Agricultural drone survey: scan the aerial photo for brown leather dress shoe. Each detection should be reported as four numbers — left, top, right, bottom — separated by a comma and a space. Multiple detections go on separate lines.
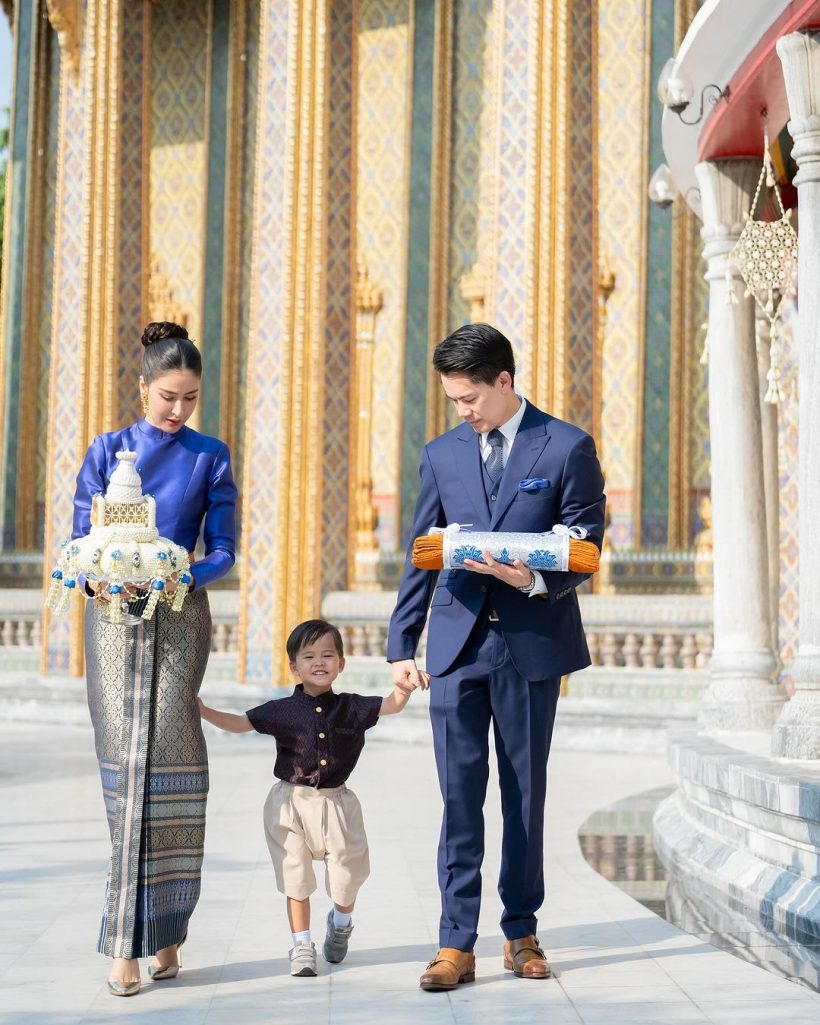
419, 948, 476, 991
503, 935, 551, 978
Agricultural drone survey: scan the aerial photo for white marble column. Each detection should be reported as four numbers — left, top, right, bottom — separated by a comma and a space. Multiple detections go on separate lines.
695, 159, 782, 731
772, 32, 820, 758
754, 304, 780, 654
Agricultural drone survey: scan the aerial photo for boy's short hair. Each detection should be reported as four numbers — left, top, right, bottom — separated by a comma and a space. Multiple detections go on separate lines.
286, 619, 344, 662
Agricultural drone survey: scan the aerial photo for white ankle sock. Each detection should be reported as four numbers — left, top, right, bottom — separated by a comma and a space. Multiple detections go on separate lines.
332, 909, 352, 929
292, 930, 311, 946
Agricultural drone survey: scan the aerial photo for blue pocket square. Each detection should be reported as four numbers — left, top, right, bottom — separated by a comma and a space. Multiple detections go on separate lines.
518, 477, 551, 493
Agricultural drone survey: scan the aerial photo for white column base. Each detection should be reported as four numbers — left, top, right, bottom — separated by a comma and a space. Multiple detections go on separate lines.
771, 653, 820, 759
699, 650, 783, 731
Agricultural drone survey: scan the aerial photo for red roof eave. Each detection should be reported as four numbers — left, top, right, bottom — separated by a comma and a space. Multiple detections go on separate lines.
698, 0, 820, 162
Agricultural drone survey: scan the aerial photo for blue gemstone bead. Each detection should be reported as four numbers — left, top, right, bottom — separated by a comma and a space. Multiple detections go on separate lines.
109, 585, 123, 594
64, 578, 76, 589
51, 569, 63, 580
152, 579, 165, 590
179, 573, 192, 585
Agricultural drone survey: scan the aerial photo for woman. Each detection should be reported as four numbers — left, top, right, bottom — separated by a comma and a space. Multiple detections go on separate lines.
72, 322, 237, 996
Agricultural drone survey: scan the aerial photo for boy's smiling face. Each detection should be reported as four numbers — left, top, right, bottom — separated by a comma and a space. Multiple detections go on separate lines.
290, 631, 345, 696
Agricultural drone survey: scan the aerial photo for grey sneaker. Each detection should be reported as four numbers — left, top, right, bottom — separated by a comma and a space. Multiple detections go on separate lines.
323, 909, 354, 963
289, 942, 318, 977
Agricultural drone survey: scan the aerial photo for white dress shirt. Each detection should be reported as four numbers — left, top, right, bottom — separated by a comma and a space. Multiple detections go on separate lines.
479, 398, 547, 598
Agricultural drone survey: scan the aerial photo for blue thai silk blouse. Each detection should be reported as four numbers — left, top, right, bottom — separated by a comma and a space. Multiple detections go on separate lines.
72, 419, 238, 591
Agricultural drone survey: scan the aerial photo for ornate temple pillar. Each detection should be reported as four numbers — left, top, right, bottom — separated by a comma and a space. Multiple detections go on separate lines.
40, 1, 149, 675
694, 159, 781, 731
239, 0, 354, 682
754, 304, 780, 652
771, 32, 820, 758
0, 0, 52, 550
350, 263, 383, 591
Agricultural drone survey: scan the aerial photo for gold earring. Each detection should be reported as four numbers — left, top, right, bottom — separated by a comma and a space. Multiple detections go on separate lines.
141, 392, 149, 416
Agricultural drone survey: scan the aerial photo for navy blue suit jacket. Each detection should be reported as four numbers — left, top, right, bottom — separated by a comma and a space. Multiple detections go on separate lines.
387, 401, 606, 680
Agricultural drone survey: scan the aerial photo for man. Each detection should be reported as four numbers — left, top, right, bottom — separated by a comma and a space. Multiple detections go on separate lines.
387, 323, 605, 990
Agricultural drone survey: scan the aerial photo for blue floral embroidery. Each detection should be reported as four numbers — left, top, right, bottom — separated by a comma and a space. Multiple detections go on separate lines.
452, 544, 485, 566
529, 549, 558, 569
498, 547, 512, 564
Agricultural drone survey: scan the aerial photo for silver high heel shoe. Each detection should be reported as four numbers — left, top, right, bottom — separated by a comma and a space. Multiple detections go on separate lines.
148, 930, 187, 981
107, 978, 141, 997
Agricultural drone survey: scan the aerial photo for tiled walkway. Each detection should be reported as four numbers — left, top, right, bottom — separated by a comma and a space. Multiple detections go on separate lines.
1, 705, 818, 1025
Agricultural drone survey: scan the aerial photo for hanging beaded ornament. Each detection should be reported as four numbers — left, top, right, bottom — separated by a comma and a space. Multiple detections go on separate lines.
44, 450, 193, 624
729, 126, 798, 403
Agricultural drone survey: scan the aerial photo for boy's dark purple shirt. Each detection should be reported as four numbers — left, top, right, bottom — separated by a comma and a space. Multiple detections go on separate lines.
246, 684, 382, 789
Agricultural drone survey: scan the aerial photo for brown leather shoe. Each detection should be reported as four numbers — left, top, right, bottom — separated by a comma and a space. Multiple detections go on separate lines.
419, 948, 476, 991
503, 935, 551, 978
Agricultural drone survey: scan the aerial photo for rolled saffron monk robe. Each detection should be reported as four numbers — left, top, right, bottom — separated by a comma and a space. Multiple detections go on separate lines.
412, 523, 600, 573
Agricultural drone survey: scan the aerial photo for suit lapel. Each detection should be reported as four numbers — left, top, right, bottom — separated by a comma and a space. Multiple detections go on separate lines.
490, 402, 551, 528
453, 422, 490, 528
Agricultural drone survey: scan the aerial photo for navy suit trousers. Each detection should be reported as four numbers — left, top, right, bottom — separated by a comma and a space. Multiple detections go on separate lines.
429, 615, 560, 951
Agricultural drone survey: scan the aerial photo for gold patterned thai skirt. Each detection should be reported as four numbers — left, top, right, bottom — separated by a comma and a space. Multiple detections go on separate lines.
85, 589, 211, 958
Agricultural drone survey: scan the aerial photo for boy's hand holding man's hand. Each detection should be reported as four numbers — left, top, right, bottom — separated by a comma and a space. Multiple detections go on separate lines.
391, 658, 431, 692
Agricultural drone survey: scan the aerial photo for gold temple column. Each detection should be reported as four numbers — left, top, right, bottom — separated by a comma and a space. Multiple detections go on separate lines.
350, 262, 382, 590
239, 0, 346, 682
479, 1, 597, 428
41, 0, 149, 675
0, 0, 53, 551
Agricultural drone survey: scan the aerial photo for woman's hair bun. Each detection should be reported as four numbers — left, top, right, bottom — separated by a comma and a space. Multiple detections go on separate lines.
141, 321, 190, 348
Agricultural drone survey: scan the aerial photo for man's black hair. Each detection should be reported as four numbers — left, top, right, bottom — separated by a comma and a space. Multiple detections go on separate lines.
432, 322, 515, 385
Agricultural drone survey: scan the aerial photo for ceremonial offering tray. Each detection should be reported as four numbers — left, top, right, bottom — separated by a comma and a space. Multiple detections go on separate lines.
45, 450, 192, 624
412, 523, 600, 573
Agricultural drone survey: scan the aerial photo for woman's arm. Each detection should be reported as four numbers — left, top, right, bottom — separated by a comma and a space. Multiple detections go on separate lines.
197, 697, 253, 733
189, 443, 238, 591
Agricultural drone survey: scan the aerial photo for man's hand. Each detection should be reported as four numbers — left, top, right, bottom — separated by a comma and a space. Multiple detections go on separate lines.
463, 550, 533, 588
391, 658, 431, 692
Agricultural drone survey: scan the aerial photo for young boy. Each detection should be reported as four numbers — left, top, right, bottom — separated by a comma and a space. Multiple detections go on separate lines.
197, 618, 419, 977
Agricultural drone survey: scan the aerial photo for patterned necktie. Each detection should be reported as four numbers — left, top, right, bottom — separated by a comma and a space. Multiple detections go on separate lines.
485, 429, 505, 484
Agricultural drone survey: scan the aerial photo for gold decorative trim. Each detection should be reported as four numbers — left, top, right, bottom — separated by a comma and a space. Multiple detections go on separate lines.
345, 0, 360, 589
16, 2, 51, 549
672, 0, 700, 549
425, 0, 453, 442
350, 261, 383, 589
241, 0, 333, 681
220, 0, 248, 457
590, 0, 602, 448
41, 56, 88, 676
531, 2, 571, 416
148, 256, 188, 327
141, 0, 151, 333
45, 0, 81, 75
459, 261, 486, 323
633, 0, 653, 548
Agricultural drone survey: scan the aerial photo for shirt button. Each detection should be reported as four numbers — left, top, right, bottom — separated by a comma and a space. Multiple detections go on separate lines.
315, 706, 322, 713
320, 759, 327, 766
480, 585, 486, 593
491, 494, 497, 501
319, 732, 326, 739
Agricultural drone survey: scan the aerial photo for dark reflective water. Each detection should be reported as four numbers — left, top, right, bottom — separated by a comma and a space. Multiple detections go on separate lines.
578, 786, 820, 992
